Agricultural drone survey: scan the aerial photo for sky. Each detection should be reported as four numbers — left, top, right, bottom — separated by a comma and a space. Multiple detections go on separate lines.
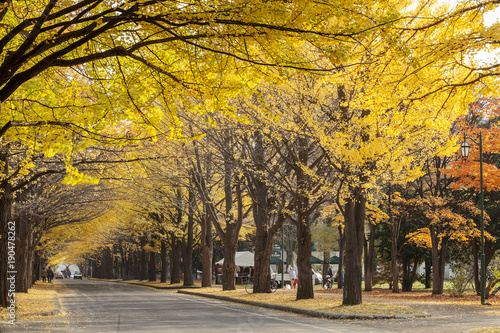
441, 0, 499, 65
442, 0, 499, 25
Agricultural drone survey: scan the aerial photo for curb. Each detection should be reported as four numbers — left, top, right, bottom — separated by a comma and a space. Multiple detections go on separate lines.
43, 289, 63, 316
177, 290, 430, 320
35, 284, 63, 317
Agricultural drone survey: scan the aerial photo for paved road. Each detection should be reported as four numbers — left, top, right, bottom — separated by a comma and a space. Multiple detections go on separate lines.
1, 279, 499, 332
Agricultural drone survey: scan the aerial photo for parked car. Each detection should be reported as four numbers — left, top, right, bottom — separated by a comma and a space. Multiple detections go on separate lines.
273, 267, 322, 286
311, 268, 322, 285
73, 272, 83, 279
55, 272, 64, 279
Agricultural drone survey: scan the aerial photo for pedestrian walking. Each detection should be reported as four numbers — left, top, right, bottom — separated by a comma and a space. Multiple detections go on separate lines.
288, 265, 297, 289
215, 264, 222, 284
46, 266, 54, 283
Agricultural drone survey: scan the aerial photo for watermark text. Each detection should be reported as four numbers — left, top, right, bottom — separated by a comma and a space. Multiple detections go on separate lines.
6, 221, 16, 325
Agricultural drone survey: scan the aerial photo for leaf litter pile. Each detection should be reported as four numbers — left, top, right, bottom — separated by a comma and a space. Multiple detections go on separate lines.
318, 287, 500, 306
0, 281, 62, 321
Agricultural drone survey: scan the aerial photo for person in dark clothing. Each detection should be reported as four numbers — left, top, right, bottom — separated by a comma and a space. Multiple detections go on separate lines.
46, 266, 54, 283
41, 267, 47, 282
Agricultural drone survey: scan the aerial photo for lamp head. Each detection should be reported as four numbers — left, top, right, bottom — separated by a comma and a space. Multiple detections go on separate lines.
461, 139, 470, 158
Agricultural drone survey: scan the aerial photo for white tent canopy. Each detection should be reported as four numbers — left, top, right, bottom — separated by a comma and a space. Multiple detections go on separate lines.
216, 251, 254, 267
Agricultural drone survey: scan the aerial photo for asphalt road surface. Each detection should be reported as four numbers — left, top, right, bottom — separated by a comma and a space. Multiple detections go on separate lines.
1, 279, 500, 332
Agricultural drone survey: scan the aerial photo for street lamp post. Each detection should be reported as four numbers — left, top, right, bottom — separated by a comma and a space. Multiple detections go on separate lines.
460, 132, 485, 305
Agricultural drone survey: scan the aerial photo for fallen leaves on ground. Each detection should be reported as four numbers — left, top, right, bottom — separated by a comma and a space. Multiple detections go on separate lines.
318, 287, 500, 306
189, 287, 422, 316
0, 281, 62, 321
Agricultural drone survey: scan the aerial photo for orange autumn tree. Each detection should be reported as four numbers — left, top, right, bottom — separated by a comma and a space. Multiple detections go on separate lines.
448, 97, 500, 192
406, 196, 487, 295
445, 96, 500, 294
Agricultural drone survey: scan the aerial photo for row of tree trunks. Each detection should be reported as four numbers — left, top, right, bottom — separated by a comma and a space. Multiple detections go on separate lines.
94, 247, 113, 278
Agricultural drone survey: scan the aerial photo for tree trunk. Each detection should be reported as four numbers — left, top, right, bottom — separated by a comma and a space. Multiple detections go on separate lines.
148, 240, 156, 282
253, 235, 273, 293
15, 215, 29, 292
201, 211, 213, 287
140, 237, 148, 280
113, 247, 118, 278
221, 238, 237, 290
107, 247, 114, 278
248, 131, 274, 293
473, 240, 480, 294
296, 212, 314, 300
27, 225, 35, 289
391, 226, 399, 293
220, 142, 238, 291
389, 184, 400, 293
161, 239, 167, 283
401, 256, 414, 292
342, 191, 366, 305
249, 131, 281, 293
32, 251, 40, 285
364, 223, 376, 292
128, 247, 136, 280
424, 257, 432, 289
285, 223, 295, 272
295, 135, 314, 301
323, 251, 330, 277
430, 226, 447, 295
252, 209, 275, 292
219, 180, 242, 291
170, 236, 182, 284
119, 243, 127, 280
182, 189, 194, 287
337, 224, 344, 289
409, 259, 419, 292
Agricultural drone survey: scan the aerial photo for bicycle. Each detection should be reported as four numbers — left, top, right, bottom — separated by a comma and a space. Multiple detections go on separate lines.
322, 275, 333, 290
245, 276, 279, 294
